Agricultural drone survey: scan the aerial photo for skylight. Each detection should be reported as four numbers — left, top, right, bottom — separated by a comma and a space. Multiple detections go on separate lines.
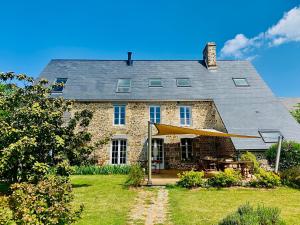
176, 78, 191, 87
259, 130, 282, 143
52, 78, 68, 92
116, 79, 131, 93
233, 78, 249, 87
149, 79, 162, 87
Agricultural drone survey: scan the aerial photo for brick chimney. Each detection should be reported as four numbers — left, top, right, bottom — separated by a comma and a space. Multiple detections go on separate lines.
203, 42, 217, 70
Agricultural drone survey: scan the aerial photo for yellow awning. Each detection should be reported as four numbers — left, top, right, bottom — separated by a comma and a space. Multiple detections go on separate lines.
153, 123, 260, 139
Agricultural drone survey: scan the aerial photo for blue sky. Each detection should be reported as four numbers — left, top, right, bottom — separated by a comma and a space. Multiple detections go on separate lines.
0, 0, 300, 96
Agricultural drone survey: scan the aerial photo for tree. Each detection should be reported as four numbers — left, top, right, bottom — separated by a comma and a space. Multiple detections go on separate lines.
0, 72, 97, 183
291, 103, 300, 124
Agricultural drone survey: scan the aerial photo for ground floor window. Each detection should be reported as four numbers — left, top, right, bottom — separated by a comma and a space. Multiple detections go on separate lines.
152, 139, 163, 161
181, 138, 192, 160
111, 139, 127, 164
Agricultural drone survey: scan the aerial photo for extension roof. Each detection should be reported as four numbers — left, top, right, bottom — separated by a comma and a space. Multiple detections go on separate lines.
39, 59, 300, 150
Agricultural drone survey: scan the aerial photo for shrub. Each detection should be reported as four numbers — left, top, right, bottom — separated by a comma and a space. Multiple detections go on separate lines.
266, 141, 300, 170
250, 168, 281, 188
177, 170, 206, 188
240, 151, 259, 173
125, 164, 145, 187
9, 175, 83, 225
219, 203, 286, 225
0, 196, 12, 224
280, 166, 300, 188
208, 168, 242, 187
72, 165, 131, 175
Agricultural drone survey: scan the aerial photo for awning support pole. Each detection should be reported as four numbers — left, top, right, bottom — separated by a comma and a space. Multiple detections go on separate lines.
147, 121, 152, 186
275, 135, 283, 173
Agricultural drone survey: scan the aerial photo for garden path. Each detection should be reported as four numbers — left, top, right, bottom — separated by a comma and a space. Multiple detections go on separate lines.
128, 187, 172, 225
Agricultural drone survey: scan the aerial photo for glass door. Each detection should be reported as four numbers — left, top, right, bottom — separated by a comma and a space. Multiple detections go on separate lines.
152, 139, 164, 169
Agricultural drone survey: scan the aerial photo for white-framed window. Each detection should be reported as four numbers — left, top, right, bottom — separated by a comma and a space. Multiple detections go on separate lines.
180, 106, 191, 126
114, 105, 126, 125
233, 78, 249, 87
149, 106, 161, 123
149, 79, 162, 87
176, 78, 191, 87
259, 130, 282, 143
116, 79, 131, 92
181, 138, 192, 160
111, 139, 127, 164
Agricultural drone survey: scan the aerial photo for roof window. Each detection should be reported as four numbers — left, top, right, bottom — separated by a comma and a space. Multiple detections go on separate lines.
116, 79, 131, 93
233, 78, 249, 87
176, 78, 191, 87
52, 78, 68, 92
149, 79, 162, 87
259, 130, 282, 143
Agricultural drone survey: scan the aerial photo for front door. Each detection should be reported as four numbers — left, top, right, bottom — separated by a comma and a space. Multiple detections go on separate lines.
152, 139, 164, 169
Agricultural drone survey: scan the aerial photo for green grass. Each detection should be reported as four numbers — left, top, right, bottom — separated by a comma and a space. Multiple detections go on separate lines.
168, 187, 300, 225
71, 175, 137, 225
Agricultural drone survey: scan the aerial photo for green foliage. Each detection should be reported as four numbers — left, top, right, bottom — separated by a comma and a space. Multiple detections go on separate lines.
125, 164, 145, 187
9, 175, 83, 225
208, 168, 242, 187
0, 196, 13, 224
250, 168, 281, 188
266, 141, 300, 170
291, 103, 300, 123
280, 166, 300, 188
240, 151, 259, 173
72, 165, 131, 175
177, 170, 206, 188
219, 203, 286, 225
0, 72, 99, 183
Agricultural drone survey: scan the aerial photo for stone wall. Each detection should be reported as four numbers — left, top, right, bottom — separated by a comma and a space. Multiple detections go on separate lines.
72, 101, 236, 167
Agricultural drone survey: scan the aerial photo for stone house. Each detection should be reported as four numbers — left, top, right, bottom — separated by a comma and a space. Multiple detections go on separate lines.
38, 42, 300, 169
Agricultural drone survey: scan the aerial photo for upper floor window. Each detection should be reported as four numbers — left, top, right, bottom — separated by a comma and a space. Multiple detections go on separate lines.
150, 106, 161, 123
233, 78, 249, 87
114, 105, 125, 125
259, 130, 282, 143
52, 78, 68, 92
176, 78, 191, 87
180, 106, 191, 126
181, 138, 193, 160
149, 79, 162, 87
116, 79, 131, 92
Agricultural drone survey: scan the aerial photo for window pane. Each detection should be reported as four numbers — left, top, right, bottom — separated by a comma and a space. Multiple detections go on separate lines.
233, 78, 249, 87
117, 79, 131, 92
177, 78, 191, 87
149, 79, 162, 87
112, 140, 118, 164
150, 107, 154, 113
52, 78, 68, 92
259, 131, 281, 143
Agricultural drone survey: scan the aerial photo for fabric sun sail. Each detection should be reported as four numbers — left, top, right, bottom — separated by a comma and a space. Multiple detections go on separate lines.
153, 123, 260, 139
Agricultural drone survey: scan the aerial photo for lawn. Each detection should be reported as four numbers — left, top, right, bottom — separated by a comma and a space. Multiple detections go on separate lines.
71, 175, 137, 225
168, 187, 300, 225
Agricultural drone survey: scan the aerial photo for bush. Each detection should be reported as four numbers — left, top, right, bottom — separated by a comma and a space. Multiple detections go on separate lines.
219, 203, 286, 225
177, 170, 206, 188
240, 151, 259, 173
9, 175, 83, 225
0, 196, 12, 224
125, 164, 145, 187
208, 168, 242, 187
72, 165, 131, 175
250, 168, 281, 188
280, 166, 300, 188
266, 141, 300, 170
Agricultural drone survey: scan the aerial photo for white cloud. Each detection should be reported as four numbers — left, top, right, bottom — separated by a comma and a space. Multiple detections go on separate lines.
220, 5, 300, 59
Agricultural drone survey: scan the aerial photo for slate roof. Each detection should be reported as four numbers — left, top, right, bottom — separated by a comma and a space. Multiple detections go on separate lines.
39, 59, 300, 150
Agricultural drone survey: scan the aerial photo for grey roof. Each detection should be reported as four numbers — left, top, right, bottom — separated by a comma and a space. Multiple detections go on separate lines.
39, 59, 300, 150
279, 97, 300, 111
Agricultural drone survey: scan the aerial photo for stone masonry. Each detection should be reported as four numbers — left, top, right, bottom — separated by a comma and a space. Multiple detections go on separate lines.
73, 101, 236, 168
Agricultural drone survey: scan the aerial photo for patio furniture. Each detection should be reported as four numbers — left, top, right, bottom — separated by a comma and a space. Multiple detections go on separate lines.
201, 157, 218, 171
218, 160, 254, 177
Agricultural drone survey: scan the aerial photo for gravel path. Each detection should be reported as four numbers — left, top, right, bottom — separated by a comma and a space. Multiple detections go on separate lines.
128, 187, 172, 225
